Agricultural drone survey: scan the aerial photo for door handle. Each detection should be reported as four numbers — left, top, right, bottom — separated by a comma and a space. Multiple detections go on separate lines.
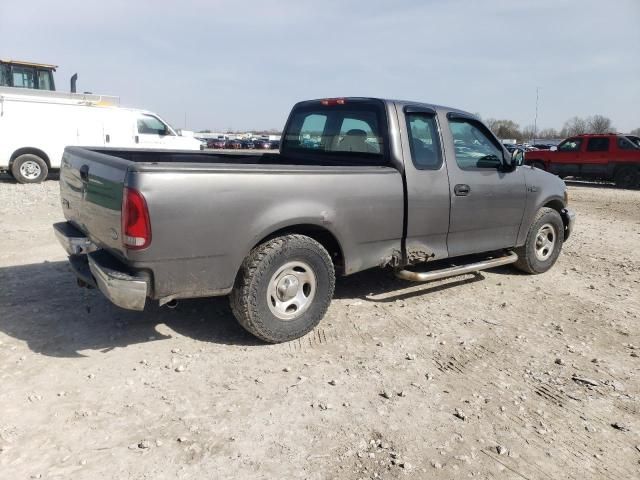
454, 184, 470, 196
79, 164, 89, 182
135, 135, 139, 144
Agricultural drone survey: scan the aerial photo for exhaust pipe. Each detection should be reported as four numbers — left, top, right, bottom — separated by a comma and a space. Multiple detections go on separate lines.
70, 73, 78, 93
395, 251, 518, 283
165, 299, 179, 309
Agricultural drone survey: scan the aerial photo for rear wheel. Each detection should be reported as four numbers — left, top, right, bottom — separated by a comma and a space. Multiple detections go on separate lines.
11, 154, 49, 184
230, 234, 335, 343
514, 207, 564, 274
614, 166, 638, 189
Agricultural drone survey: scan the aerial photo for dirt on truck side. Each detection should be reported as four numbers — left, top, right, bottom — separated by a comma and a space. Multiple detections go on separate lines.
0, 176, 639, 480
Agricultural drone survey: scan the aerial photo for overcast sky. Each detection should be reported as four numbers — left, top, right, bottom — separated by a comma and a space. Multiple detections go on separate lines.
2, 0, 639, 132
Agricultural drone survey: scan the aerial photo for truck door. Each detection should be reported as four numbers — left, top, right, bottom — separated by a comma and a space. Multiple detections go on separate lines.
399, 106, 451, 261
442, 113, 526, 257
582, 136, 610, 178
550, 137, 582, 177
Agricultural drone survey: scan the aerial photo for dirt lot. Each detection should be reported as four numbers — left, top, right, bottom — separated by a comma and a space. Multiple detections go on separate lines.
0, 175, 639, 480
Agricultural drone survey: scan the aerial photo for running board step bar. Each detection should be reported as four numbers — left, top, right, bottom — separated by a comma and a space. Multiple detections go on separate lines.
395, 251, 518, 283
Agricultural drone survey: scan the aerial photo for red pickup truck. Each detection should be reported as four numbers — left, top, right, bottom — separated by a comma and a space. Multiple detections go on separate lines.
525, 134, 640, 188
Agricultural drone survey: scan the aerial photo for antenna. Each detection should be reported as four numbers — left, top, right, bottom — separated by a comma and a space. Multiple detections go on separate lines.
533, 87, 539, 144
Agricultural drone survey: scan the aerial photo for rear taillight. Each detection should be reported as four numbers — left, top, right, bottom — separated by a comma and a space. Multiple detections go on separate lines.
122, 187, 151, 250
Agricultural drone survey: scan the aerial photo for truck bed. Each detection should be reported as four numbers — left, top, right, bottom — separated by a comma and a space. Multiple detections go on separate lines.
59, 146, 404, 301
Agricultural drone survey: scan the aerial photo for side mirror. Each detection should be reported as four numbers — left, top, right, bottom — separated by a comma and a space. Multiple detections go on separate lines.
550, 146, 557, 151
509, 148, 525, 168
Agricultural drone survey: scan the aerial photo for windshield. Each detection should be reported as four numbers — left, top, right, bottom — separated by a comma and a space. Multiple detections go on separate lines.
282, 100, 387, 165
626, 135, 640, 148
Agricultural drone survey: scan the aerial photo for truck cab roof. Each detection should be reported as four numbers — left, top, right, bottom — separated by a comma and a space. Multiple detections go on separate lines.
298, 97, 475, 118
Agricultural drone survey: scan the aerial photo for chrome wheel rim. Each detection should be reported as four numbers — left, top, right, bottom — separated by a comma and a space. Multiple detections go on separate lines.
534, 223, 556, 261
19, 160, 42, 180
267, 261, 316, 320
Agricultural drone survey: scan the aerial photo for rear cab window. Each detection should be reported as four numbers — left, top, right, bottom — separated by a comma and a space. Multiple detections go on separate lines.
282, 99, 388, 165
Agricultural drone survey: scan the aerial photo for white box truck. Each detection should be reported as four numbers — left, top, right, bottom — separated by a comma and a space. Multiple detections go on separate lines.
0, 87, 201, 183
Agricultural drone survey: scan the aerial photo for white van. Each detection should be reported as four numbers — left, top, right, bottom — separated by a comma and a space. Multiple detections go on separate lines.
0, 87, 201, 183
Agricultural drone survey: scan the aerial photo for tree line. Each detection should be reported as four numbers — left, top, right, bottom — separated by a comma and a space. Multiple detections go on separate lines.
482, 115, 640, 142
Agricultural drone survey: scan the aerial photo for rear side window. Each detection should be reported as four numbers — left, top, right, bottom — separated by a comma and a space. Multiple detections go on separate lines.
282, 101, 387, 165
406, 113, 442, 170
558, 138, 582, 152
449, 118, 503, 170
586, 137, 609, 152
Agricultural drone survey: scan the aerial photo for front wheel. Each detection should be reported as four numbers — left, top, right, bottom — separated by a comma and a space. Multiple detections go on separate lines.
514, 207, 564, 274
230, 234, 335, 343
11, 154, 49, 184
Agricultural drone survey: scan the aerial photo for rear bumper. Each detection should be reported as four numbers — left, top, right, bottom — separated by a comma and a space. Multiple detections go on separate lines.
54, 222, 149, 311
53, 222, 97, 255
88, 254, 148, 311
561, 208, 576, 240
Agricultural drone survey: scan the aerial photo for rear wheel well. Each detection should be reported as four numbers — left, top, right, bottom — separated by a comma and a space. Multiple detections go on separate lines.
253, 225, 344, 275
10, 148, 51, 169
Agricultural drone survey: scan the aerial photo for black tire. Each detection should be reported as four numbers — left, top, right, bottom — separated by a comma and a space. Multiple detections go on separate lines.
230, 234, 335, 343
514, 207, 564, 274
11, 154, 49, 184
614, 166, 638, 189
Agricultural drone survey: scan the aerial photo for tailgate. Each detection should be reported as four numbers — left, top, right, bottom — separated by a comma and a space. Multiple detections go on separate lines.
59, 147, 129, 253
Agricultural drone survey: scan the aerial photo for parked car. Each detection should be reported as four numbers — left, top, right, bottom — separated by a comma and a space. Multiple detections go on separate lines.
226, 139, 243, 149
241, 139, 255, 149
0, 86, 201, 183
525, 133, 640, 188
269, 140, 280, 149
206, 138, 227, 149
254, 139, 271, 149
53, 97, 574, 343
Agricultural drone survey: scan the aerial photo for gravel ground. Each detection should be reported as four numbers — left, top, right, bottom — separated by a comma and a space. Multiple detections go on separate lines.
0, 174, 639, 479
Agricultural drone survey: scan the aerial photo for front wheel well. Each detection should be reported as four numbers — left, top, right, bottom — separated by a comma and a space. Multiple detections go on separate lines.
10, 148, 51, 168
252, 225, 345, 275
543, 199, 564, 215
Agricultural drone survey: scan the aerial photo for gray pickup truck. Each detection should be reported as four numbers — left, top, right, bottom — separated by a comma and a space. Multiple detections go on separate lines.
54, 97, 575, 343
